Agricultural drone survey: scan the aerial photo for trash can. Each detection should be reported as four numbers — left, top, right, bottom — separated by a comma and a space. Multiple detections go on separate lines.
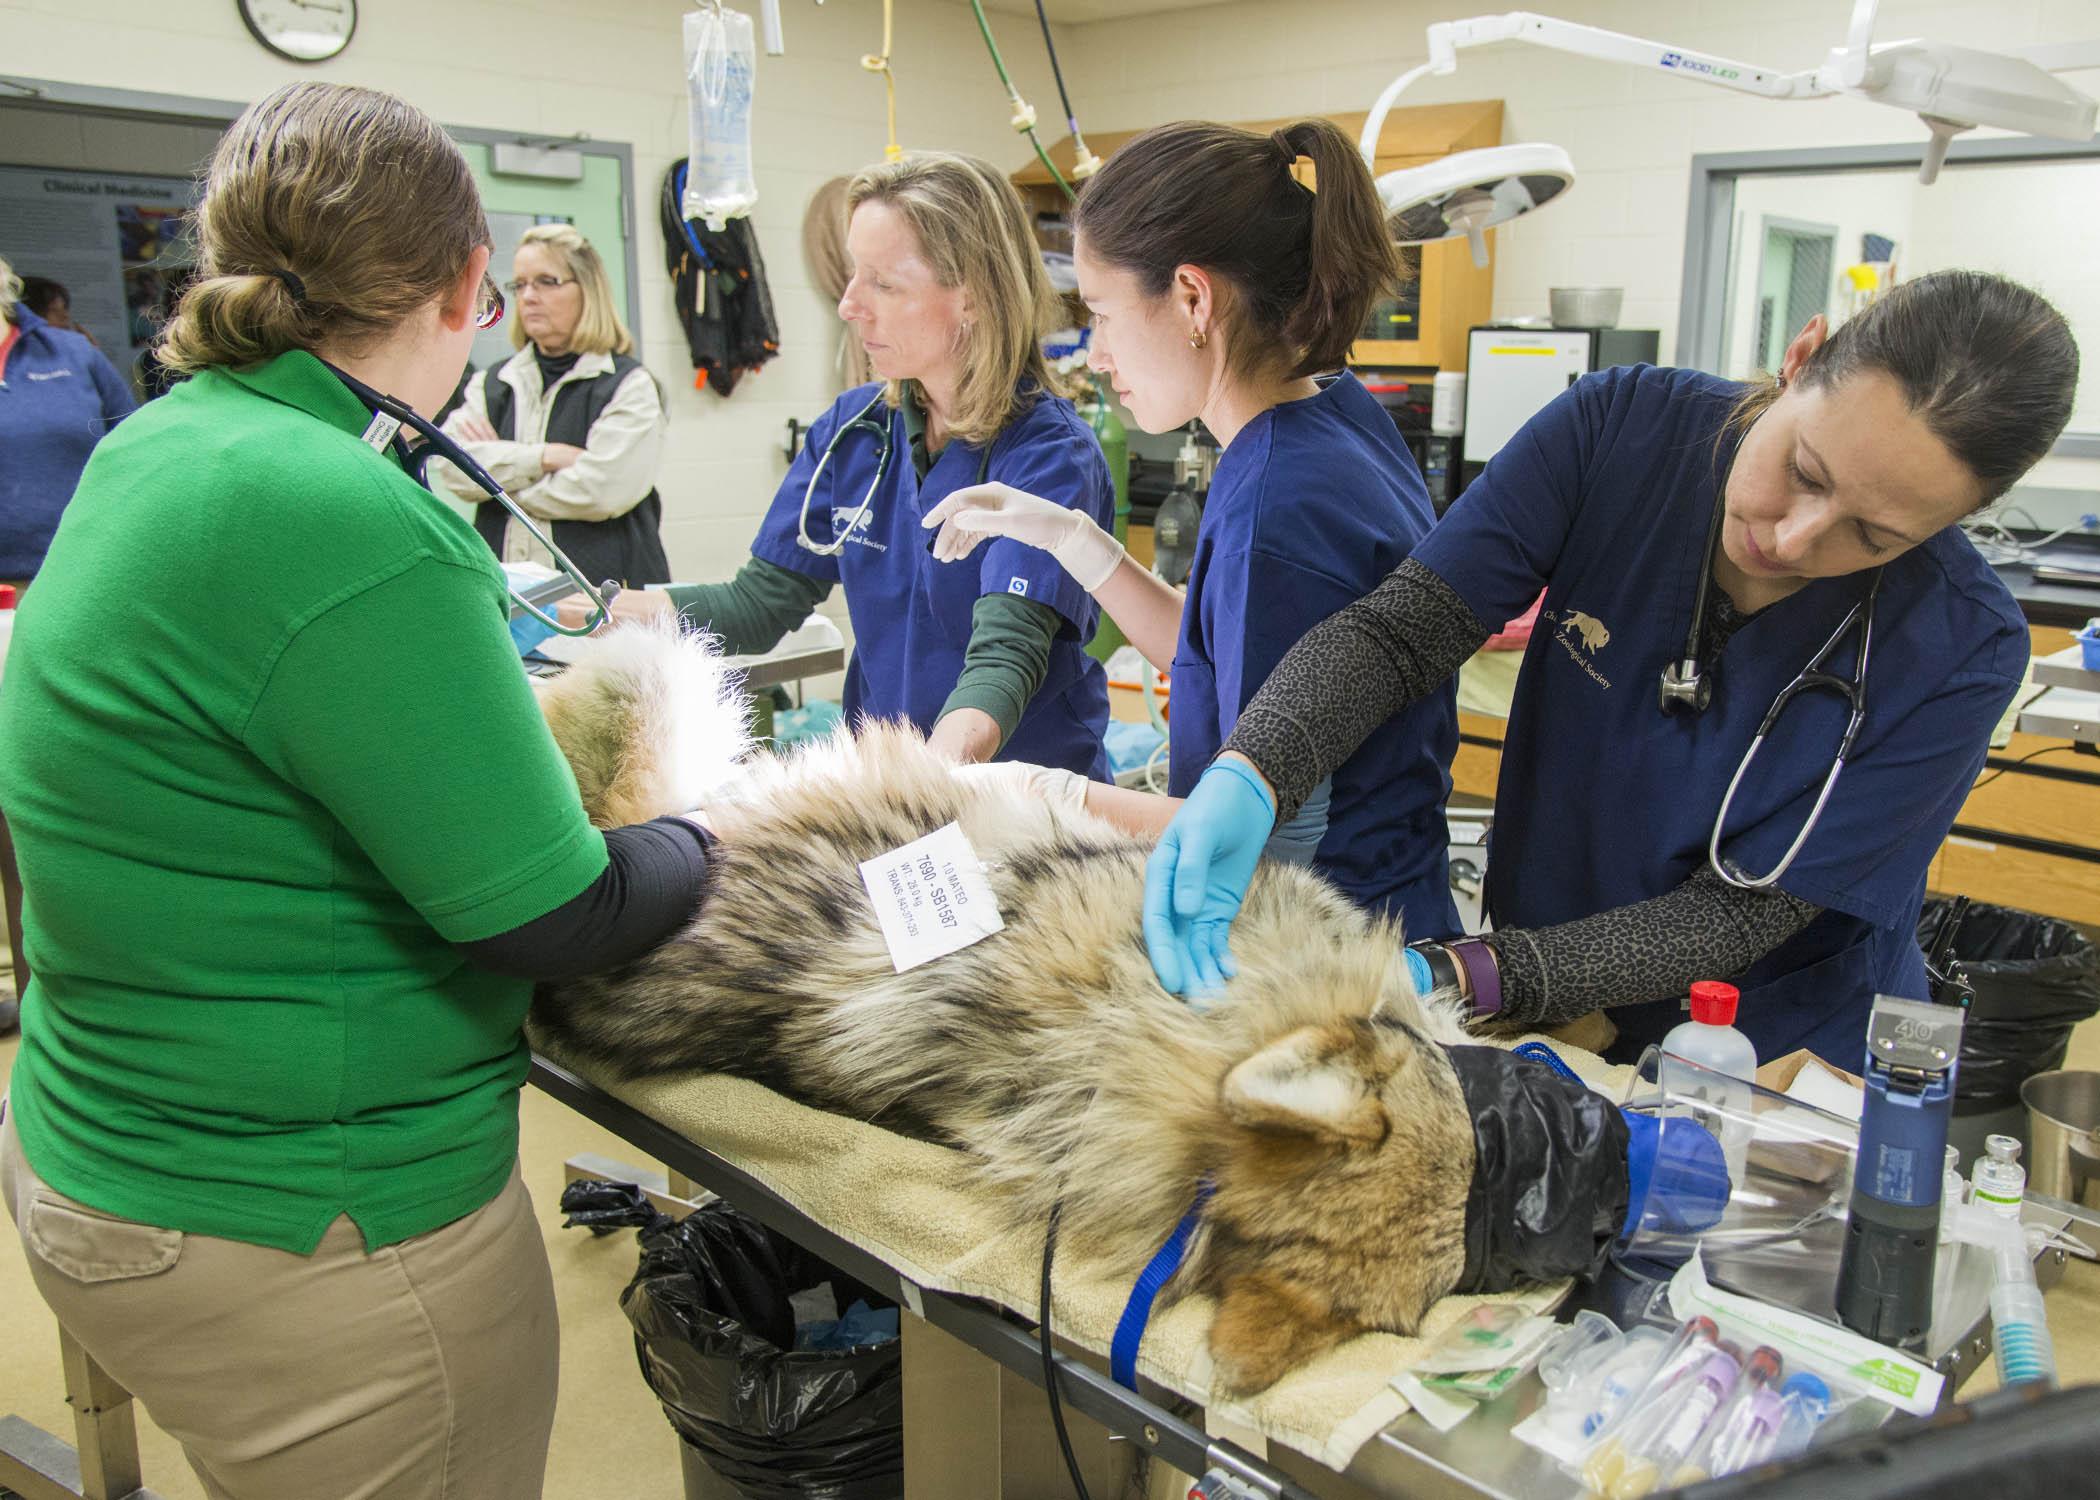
1917, 899, 2100, 1162
619, 1201, 903, 1500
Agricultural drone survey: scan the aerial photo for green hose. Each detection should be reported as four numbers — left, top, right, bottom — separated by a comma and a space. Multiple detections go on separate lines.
967, 0, 1075, 202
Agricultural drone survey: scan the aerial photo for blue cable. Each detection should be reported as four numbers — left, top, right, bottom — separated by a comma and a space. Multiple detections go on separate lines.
1513, 1040, 1582, 1083
670, 161, 715, 269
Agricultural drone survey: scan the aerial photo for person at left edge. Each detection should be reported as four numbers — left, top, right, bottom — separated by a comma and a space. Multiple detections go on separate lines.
572, 153, 1114, 776
0, 256, 136, 587
0, 83, 719, 1497
433, 223, 671, 592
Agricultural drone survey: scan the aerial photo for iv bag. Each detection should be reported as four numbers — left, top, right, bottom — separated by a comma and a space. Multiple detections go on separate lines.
683, 7, 759, 230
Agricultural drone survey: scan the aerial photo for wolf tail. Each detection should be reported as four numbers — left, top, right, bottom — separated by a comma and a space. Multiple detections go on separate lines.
533, 619, 757, 827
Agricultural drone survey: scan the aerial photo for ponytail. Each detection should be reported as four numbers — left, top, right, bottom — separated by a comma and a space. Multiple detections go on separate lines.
1074, 119, 1401, 380
160, 271, 314, 374
1276, 119, 1403, 377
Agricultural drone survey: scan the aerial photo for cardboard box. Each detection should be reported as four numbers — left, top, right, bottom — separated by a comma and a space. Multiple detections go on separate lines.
1756, 1049, 1864, 1095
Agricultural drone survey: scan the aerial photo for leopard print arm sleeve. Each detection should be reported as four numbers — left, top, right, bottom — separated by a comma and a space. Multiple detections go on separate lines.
1484, 869, 1822, 1028
1223, 558, 1491, 823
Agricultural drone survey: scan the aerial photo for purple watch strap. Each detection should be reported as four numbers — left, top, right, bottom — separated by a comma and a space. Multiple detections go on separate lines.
1450, 938, 1502, 1019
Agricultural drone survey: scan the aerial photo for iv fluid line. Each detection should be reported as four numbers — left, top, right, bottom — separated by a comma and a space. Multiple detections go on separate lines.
968, 0, 1074, 200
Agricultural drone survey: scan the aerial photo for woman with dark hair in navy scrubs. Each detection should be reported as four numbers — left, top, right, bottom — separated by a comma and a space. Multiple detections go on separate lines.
926, 118, 1462, 942
1146, 271, 2077, 1065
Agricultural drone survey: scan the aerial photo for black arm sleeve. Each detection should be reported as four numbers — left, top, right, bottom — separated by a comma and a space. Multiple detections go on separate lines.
1223, 557, 1490, 823
462, 816, 712, 981
1483, 868, 1823, 1028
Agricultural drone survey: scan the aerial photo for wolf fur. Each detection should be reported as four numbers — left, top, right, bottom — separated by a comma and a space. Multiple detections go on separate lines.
533, 622, 1478, 1396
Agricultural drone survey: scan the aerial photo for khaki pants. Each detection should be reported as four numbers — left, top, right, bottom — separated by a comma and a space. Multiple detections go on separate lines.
1, 1102, 558, 1500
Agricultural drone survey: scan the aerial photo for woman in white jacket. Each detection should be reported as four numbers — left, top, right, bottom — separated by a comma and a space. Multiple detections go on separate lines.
437, 223, 670, 589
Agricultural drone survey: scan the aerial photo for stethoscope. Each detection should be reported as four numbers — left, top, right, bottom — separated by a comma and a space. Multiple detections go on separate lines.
792, 387, 994, 557
1658, 472, 1884, 891
795, 389, 894, 557
324, 362, 616, 637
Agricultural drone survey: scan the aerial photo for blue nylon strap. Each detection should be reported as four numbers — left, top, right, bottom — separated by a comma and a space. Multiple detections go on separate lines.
1109, 1181, 1214, 1390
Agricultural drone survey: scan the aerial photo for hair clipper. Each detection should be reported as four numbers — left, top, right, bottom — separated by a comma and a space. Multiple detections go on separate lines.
1835, 995, 1964, 1351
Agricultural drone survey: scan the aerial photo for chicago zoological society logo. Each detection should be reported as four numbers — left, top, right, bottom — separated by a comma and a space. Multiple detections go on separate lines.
1543, 606, 1613, 689
830, 504, 887, 552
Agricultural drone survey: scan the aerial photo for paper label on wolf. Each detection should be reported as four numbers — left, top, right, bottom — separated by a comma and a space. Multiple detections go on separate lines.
858, 823, 1004, 972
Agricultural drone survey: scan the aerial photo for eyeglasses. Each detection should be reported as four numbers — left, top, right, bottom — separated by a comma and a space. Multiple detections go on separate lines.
474, 273, 505, 331
504, 274, 577, 296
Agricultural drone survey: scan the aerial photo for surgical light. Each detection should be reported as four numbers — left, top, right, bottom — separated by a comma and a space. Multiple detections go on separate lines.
1361, 4, 2100, 259
1376, 142, 1573, 267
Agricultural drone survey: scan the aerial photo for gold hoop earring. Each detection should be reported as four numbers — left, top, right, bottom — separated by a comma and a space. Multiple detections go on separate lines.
1188, 330, 1207, 350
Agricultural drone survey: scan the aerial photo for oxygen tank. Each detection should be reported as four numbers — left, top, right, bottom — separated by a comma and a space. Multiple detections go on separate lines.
1081, 389, 1130, 664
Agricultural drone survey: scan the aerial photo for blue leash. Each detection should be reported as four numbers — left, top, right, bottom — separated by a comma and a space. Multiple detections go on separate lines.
1108, 1180, 1214, 1390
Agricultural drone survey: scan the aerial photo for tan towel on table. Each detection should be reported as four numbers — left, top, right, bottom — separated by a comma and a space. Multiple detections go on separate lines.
546, 1033, 1637, 1471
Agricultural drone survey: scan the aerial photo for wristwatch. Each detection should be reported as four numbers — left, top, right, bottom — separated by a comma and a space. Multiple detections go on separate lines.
1406, 939, 1460, 996
1448, 938, 1503, 1019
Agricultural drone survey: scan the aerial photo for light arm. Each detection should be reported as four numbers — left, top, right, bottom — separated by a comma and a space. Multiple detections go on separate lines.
1362, 7, 2094, 196
1364, 9, 1820, 160
1433, 13, 1816, 98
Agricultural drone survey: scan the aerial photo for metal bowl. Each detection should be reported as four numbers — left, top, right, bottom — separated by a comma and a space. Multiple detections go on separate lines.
1549, 286, 1624, 329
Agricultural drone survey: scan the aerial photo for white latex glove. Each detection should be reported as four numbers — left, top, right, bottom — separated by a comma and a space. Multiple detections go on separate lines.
921, 482, 1126, 592
951, 759, 1090, 818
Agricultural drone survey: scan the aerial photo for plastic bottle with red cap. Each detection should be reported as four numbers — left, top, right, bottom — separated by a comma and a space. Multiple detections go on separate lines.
1661, 980, 1757, 1185
0, 583, 18, 690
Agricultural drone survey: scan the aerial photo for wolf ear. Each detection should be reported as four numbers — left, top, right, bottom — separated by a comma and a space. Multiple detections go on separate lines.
1221, 1026, 1387, 1146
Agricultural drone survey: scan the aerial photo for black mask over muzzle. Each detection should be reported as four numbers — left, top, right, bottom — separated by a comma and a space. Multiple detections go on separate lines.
1441, 1045, 1632, 1292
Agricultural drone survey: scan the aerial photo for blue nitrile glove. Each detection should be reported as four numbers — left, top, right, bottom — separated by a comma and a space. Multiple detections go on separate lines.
1142, 757, 1277, 999
509, 609, 559, 657
1618, 1109, 1732, 1240
1404, 947, 1435, 995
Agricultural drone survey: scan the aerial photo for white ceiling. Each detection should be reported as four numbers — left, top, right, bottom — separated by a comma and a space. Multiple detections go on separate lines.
979, 0, 1241, 23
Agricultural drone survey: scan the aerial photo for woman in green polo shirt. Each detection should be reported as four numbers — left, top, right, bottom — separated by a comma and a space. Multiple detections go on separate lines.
0, 83, 715, 1500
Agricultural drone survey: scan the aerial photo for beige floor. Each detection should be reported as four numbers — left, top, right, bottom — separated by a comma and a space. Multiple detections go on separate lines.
7, 1019, 2100, 1500
0, 1031, 687, 1500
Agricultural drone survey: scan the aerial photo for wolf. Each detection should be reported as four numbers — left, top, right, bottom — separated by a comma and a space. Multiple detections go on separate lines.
531, 623, 1480, 1396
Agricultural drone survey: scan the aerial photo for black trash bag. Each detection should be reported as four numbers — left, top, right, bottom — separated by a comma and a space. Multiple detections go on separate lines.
1443, 1046, 1633, 1293
1918, 900, 2100, 1110
558, 1178, 659, 1236
621, 1201, 902, 1500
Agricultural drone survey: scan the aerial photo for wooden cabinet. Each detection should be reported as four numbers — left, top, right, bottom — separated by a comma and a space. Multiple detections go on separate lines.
1343, 100, 1504, 372
1928, 625, 2100, 928
1010, 100, 1502, 371
1451, 710, 1506, 804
